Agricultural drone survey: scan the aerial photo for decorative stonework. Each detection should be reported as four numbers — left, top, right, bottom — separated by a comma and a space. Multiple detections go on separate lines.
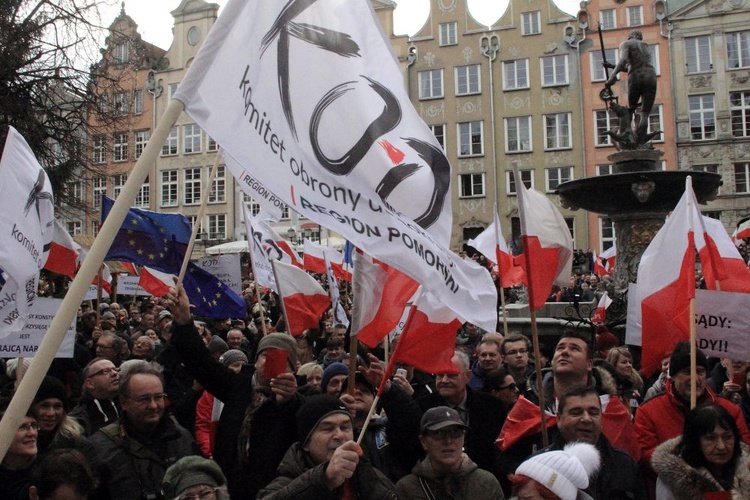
456, 100, 481, 115
543, 88, 566, 107
505, 95, 530, 110
458, 199, 488, 215
543, 42, 559, 54
463, 47, 473, 62
697, 146, 715, 158
547, 151, 571, 164
612, 216, 666, 290
689, 75, 712, 88
438, 0, 458, 14
678, 123, 689, 138
423, 52, 436, 67
507, 45, 521, 58
730, 72, 750, 85
707, 0, 729, 13
457, 158, 484, 172
420, 102, 445, 119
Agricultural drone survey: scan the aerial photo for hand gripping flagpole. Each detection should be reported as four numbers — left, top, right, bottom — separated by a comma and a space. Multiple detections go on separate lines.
0, 98, 185, 461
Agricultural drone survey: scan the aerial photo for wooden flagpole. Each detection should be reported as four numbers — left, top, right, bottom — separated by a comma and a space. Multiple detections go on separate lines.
0, 98, 185, 461
493, 203, 509, 336
270, 259, 291, 336
686, 176, 698, 409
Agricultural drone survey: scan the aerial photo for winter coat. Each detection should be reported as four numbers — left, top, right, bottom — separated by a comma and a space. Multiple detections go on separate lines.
257, 442, 398, 500
68, 394, 120, 437
395, 453, 503, 500
652, 437, 750, 499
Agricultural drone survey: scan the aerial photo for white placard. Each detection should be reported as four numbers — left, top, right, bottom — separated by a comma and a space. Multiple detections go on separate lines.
83, 284, 110, 301
196, 253, 243, 295
695, 289, 750, 361
117, 275, 152, 297
0, 298, 75, 358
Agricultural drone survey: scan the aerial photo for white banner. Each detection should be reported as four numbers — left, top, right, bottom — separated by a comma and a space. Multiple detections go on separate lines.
174, 0, 497, 330
695, 289, 750, 361
83, 284, 110, 301
0, 298, 75, 358
245, 205, 278, 293
196, 253, 243, 295
226, 154, 287, 222
116, 276, 151, 297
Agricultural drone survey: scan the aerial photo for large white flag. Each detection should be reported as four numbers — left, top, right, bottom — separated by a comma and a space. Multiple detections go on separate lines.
244, 204, 277, 293
174, 0, 497, 331
0, 127, 54, 337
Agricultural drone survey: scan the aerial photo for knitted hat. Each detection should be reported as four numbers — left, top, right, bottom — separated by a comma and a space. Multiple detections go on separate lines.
669, 341, 708, 377
421, 406, 469, 433
219, 349, 248, 367
296, 394, 350, 444
161, 456, 226, 499
257, 332, 298, 368
515, 442, 601, 500
321, 362, 349, 392
341, 371, 376, 396
35, 376, 69, 411
207, 335, 228, 355
595, 331, 619, 352
157, 310, 172, 321
101, 311, 116, 322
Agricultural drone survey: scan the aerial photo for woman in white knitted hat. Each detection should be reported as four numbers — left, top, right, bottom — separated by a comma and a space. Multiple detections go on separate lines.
509, 442, 601, 500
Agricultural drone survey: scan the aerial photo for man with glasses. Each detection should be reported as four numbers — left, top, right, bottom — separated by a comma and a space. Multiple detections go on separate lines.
87, 360, 196, 500
395, 406, 502, 499
69, 357, 121, 436
500, 333, 535, 392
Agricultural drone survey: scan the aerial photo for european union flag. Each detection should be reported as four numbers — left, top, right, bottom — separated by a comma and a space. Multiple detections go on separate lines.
101, 196, 246, 318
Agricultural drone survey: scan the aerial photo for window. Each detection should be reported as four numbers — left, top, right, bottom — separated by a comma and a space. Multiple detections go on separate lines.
600, 9, 616, 30
207, 136, 218, 152
93, 176, 106, 209
280, 205, 290, 220
430, 124, 446, 150
599, 217, 616, 251
544, 113, 571, 150
91, 221, 100, 236
113, 132, 128, 162
459, 173, 485, 198
458, 121, 483, 156
188, 216, 202, 240
133, 89, 144, 115
521, 11, 541, 35
135, 176, 149, 208
162, 127, 178, 156
113, 42, 129, 63
596, 164, 613, 176
647, 104, 664, 142
183, 124, 202, 154
730, 91, 750, 137
98, 94, 108, 116
168, 83, 180, 100
591, 49, 618, 81
455, 65, 481, 95
418, 69, 444, 99
565, 218, 575, 241
209, 165, 226, 203
67, 181, 84, 204
439, 22, 458, 46
685, 36, 712, 73
245, 195, 262, 217
648, 45, 661, 75
92, 135, 106, 164
505, 116, 532, 152
693, 164, 721, 194
134, 130, 149, 159
736, 163, 750, 193
184, 168, 202, 205
503, 59, 529, 90
208, 214, 226, 240
113, 174, 127, 199
541, 55, 568, 86
595, 110, 615, 146
161, 170, 178, 207
727, 31, 750, 69
689, 94, 716, 140
67, 221, 83, 235
546, 167, 573, 191
113, 92, 129, 116
703, 211, 722, 220
627, 6, 642, 27
506, 169, 534, 194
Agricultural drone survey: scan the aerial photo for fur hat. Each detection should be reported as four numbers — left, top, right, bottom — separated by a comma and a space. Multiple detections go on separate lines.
669, 341, 708, 377
256, 332, 298, 368
515, 442, 601, 500
321, 362, 348, 392
296, 394, 350, 444
162, 456, 226, 499
219, 349, 248, 367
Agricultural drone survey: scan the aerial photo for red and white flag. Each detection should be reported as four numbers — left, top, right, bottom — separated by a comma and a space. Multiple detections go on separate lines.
244, 205, 277, 293
274, 260, 329, 337
304, 239, 349, 281
636, 179, 696, 375
138, 266, 175, 297
513, 165, 573, 310
351, 251, 420, 348
391, 288, 462, 375
467, 205, 526, 288
92, 263, 113, 296
44, 220, 81, 279
592, 291, 613, 324
733, 218, 750, 243
324, 251, 349, 328
252, 218, 303, 269
697, 216, 750, 293
594, 244, 617, 276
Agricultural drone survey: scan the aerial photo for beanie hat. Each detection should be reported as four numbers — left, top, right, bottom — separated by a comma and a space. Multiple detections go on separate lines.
161, 456, 226, 499
101, 311, 116, 322
515, 442, 600, 500
207, 335, 228, 355
296, 394, 350, 444
341, 371, 375, 396
35, 376, 69, 412
595, 331, 619, 353
219, 349, 248, 367
669, 341, 708, 377
257, 332, 298, 368
321, 362, 349, 392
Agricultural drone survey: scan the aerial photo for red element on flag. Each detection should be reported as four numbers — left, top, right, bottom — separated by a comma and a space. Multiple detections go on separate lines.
121, 262, 139, 276
592, 291, 613, 324
497, 396, 556, 452
523, 235, 569, 310
92, 264, 113, 295
303, 240, 350, 281
138, 266, 174, 297
275, 260, 330, 337
601, 396, 641, 461
735, 219, 750, 241
44, 220, 80, 279
467, 209, 526, 288
698, 217, 750, 293
379, 139, 405, 165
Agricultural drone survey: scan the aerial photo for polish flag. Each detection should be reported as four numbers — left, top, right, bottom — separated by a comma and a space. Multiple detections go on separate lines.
274, 260, 330, 337
513, 166, 573, 310
594, 244, 617, 276
138, 266, 175, 297
303, 240, 350, 281
592, 291, 613, 324
92, 263, 112, 296
44, 220, 81, 279
734, 218, 750, 243
252, 219, 303, 269
636, 179, 696, 376
391, 288, 463, 375
120, 262, 139, 276
351, 251, 420, 348
696, 216, 750, 293
467, 205, 526, 288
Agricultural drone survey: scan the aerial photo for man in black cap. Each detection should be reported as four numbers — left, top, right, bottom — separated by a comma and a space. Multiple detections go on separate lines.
258, 395, 397, 499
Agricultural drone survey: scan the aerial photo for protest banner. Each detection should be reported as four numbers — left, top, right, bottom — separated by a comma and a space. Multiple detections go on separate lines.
694, 289, 750, 361
83, 284, 110, 301
0, 298, 75, 358
117, 275, 152, 297
196, 253, 243, 295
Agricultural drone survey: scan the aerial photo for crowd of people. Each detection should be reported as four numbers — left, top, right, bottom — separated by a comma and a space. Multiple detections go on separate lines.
2, 268, 750, 499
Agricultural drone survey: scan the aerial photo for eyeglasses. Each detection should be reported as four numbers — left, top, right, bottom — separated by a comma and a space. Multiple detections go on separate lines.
505, 349, 528, 356
424, 427, 465, 440
126, 393, 167, 406
175, 486, 226, 500
96, 344, 117, 351
497, 382, 518, 391
18, 422, 40, 433
88, 366, 118, 378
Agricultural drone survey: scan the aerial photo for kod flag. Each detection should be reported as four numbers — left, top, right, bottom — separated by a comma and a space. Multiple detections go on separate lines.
0, 127, 54, 337
173, 0, 497, 331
